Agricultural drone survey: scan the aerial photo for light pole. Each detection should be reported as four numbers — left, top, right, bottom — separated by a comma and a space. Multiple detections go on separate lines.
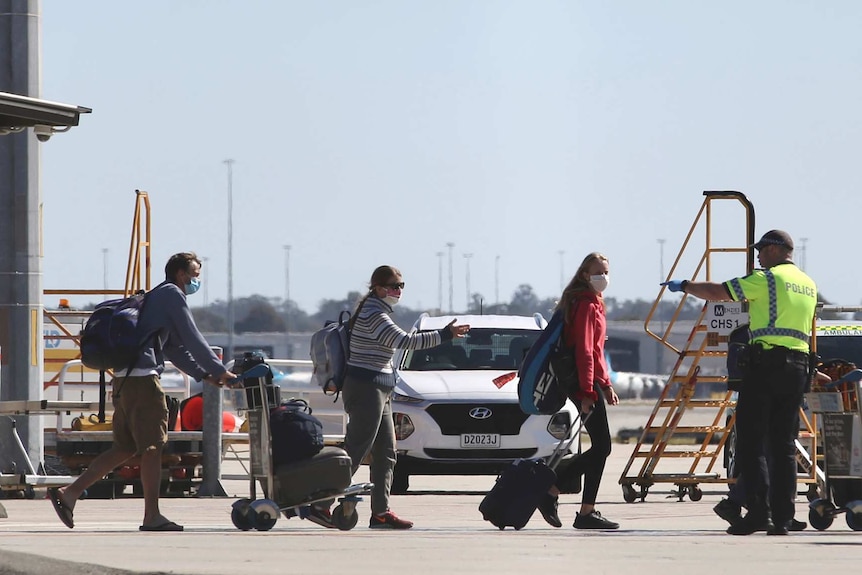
657, 239, 666, 282
446, 242, 454, 313
436, 251, 444, 313
202, 256, 209, 306
495, 254, 500, 306
657, 238, 666, 374
224, 158, 235, 363
283, 245, 291, 355
558, 250, 565, 291
799, 237, 808, 271
463, 253, 473, 313
102, 248, 108, 293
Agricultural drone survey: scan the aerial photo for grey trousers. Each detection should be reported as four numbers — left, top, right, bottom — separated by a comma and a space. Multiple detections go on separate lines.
342, 376, 396, 515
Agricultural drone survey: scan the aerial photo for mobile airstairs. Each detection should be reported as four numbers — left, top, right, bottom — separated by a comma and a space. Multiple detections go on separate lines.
618, 191, 822, 503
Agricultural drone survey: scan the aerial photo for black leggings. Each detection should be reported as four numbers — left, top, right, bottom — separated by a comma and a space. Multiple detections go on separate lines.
555, 391, 612, 505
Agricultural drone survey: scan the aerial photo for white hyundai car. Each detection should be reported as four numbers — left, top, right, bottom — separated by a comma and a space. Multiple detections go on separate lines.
390, 313, 580, 494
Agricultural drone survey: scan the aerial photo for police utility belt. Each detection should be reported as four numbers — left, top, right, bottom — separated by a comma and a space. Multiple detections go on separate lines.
727, 335, 815, 391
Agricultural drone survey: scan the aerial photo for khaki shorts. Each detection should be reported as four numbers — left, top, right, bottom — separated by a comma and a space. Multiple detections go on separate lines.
111, 375, 168, 454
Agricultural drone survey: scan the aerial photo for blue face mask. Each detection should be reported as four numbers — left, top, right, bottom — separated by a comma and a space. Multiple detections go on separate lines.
185, 277, 201, 295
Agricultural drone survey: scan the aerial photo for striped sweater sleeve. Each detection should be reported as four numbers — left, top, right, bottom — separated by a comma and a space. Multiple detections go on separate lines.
347, 297, 442, 373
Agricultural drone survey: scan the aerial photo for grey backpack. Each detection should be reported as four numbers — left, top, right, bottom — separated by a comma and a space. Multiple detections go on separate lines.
310, 310, 351, 398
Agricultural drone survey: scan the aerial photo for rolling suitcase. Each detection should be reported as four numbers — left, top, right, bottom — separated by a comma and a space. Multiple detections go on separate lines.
273, 446, 353, 506
479, 412, 589, 530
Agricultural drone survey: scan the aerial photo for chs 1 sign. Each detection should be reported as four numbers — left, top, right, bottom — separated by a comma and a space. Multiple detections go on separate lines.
704, 301, 749, 348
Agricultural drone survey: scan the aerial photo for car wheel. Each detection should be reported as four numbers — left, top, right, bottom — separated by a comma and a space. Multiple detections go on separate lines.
391, 465, 410, 495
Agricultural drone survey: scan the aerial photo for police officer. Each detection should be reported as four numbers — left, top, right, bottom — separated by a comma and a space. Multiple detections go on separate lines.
663, 230, 816, 536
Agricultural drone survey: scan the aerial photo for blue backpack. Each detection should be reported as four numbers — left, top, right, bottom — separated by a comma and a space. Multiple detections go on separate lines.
80, 291, 150, 371
517, 310, 577, 415
309, 310, 352, 397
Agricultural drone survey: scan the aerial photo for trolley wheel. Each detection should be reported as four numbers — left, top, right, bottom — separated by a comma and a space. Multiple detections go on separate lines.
688, 486, 703, 502
250, 499, 280, 531
622, 484, 638, 503
332, 503, 359, 531
24, 486, 36, 500
808, 500, 835, 531
806, 484, 820, 502
230, 498, 254, 531
846, 510, 862, 531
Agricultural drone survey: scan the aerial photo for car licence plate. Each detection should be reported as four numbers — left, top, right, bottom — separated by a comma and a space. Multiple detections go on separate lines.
460, 433, 500, 448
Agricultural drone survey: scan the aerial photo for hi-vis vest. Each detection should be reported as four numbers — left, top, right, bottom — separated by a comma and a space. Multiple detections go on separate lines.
724, 263, 816, 353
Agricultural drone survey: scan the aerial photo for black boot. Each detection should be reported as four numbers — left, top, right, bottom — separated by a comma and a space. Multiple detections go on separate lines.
726, 512, 771, 535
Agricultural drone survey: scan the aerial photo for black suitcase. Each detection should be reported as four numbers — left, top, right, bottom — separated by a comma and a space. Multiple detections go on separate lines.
273, 446, 353, 507
479, 458, 557, 530
479, 412, 589, 530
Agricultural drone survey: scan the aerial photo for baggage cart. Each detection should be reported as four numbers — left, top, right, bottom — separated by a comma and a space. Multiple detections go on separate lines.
806, 369, 862, 531
228, 363, 372, 531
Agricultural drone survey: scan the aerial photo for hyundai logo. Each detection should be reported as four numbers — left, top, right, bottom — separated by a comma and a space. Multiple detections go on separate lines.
469, 407, 493, 420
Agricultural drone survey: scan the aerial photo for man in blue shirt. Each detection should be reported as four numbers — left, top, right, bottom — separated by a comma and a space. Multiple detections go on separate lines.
50, 252, 235, 532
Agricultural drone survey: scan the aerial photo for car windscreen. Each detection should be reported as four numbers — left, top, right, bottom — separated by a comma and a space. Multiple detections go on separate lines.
401, 328, 540, 371
815, 335, 862, 367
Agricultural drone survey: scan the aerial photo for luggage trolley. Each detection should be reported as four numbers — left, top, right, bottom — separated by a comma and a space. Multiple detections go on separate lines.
229, 360, 372, 531
806, 369, 862, 531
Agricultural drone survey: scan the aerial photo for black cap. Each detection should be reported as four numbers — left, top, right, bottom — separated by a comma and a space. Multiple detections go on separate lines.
751, 229, 794, 250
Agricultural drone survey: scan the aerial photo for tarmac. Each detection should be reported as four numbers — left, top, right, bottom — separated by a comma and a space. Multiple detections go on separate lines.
1, 400, 860, 575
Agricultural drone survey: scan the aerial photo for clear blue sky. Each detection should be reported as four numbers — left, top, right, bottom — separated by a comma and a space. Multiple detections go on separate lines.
40, 1, 862, 314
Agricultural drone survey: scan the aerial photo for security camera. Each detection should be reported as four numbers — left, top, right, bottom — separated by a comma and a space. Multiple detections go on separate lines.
33, 125, 53, 142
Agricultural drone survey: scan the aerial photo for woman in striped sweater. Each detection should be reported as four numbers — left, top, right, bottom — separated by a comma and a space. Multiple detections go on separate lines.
343, 265, 469, 529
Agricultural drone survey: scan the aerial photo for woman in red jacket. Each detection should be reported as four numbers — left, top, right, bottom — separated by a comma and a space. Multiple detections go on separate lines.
538, 251, 620, 530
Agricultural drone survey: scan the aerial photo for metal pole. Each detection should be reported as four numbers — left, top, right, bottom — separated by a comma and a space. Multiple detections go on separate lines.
658, 239, 666, 282
224, 159, 235, 363
0, 0, 44, 463
463, 253, 473, 313
495, 255, 500, 306
446, 242, 454, 313
283, 244, 291, 357
436, 251, 444, 313
558, 250, 565, 291
201, 256, 209, 306
657, 238, 666, 374
799, 237, 808, 271
198, 345, 227, 496
102, 248, 108, 292
283, 245, 291, 306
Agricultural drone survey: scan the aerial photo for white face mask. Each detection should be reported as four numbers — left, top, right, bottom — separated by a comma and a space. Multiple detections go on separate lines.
383, 295, 400, 306
589, 274, 609, 293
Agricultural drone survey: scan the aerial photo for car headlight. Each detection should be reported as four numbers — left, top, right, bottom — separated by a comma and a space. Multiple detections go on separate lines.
547, 411, 572, 440
393, 413, 415, 440
392, 392, 423, 404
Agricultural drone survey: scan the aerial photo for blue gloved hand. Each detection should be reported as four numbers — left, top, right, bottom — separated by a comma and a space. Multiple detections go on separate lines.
661, 280, 688, 293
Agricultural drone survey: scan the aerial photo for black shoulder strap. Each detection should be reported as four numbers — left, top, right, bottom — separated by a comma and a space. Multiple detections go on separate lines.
97, 370, 107, 423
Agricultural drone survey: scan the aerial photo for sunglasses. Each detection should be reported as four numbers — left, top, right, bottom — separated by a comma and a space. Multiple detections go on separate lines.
383, 282, 405, 290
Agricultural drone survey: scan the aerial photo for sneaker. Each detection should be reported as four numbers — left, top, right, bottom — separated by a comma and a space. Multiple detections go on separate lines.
369, 510, 413, 530
713, 499, 742, 525
788, 518, 807, 532
306, 506, 336, 529
537, 494, 562, 528
573, 510, 619, 530
726, 513, 771, 535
